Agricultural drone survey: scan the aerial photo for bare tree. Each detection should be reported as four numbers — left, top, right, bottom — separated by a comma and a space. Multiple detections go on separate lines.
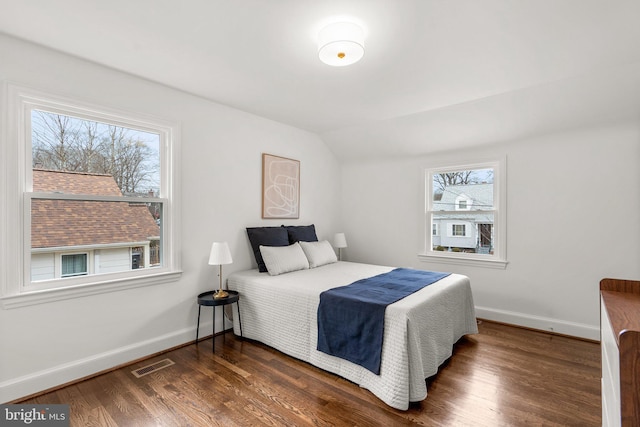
32, 111, 81, 171
433, 169, 494, 195
77, 120, 103, 172
107, 130, 154, 195
433, 171, 473, 194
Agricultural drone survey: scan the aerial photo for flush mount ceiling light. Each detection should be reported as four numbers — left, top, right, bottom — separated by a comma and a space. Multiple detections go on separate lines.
318, 21, 365, 67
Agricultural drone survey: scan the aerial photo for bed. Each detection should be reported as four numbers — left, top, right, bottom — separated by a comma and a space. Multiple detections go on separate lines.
228, 260, 478, 410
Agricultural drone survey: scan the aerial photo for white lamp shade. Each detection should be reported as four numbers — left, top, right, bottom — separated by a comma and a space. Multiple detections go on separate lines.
318, 22, 365, 67
333, 233, 348, 249
208, 241, 233, 265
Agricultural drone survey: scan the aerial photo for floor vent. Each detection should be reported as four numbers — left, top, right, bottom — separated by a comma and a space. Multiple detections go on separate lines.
131, 358, 175, 378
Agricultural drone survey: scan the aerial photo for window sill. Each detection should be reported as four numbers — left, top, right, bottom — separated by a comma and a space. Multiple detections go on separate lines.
418, 253, 508, 269
0, 270, 182, 309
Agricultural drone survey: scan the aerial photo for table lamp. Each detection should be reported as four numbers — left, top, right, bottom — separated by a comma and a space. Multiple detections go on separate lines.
333, 233, 348, 261
208, 241, 233, 299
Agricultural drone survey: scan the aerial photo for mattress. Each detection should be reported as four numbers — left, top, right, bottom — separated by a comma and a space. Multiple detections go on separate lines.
228, 261, 478, 410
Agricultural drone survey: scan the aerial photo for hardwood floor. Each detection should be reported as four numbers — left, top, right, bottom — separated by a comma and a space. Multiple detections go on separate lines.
21, 320, 601, 426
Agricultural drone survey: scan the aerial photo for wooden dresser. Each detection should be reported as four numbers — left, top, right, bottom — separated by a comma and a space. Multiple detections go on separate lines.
600, 278, 640, 427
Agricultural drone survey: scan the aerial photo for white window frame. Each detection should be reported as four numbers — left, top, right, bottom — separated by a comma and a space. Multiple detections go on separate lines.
1, 83, 182, 309
419, 158, 508, 269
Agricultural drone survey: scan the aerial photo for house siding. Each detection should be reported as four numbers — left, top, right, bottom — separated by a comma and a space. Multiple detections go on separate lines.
31, 253, 55, 281
96, 248, 132, 274
440, 220, 477, 249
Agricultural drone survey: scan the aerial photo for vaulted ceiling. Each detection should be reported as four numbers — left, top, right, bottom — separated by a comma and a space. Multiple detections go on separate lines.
1, 0, 639, 161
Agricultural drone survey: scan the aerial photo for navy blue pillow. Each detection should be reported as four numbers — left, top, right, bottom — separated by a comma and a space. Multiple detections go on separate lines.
286, 224, 318, 244
246, 227, 289, 272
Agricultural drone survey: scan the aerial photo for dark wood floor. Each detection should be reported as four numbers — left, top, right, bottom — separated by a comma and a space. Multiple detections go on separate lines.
21, 320, 601, 426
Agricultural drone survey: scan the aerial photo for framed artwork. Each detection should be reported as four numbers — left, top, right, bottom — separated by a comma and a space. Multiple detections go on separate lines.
262, 153, 300, 219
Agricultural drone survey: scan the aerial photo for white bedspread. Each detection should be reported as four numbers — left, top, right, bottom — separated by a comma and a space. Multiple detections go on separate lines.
228, 261, 477, 410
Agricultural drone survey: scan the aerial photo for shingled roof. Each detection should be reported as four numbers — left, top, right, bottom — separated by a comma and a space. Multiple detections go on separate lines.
32, 169, 159, 249
434, 183, 493, 211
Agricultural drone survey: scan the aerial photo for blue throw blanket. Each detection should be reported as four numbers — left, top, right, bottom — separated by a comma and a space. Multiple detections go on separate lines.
317, 268, 450, 375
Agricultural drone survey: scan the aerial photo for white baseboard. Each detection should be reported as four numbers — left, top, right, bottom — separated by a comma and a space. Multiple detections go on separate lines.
475, 306, 600, 341
0, 324, 206, 403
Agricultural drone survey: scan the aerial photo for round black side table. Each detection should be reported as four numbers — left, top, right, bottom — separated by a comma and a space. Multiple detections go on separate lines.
196, 290, 242, 352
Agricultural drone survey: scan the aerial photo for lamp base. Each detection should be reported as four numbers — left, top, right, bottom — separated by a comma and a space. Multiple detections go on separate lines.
213, 289, 229, 299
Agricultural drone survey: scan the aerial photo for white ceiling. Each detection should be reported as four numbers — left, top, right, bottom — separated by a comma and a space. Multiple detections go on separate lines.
1, 0, 640, 161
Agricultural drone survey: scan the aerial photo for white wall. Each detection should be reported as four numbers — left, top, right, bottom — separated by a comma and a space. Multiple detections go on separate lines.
340, 125, 640, 339
0, 34, 340, 402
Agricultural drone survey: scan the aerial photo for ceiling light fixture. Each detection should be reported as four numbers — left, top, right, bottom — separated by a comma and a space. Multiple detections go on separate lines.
318, 21, 365, 67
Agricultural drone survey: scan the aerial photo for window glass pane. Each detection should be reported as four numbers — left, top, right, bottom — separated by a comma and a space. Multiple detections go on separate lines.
61, 254, 87, 277
432, 168, 493, 209
31, 110, 160, 197
31, 198, 162, 281
430, 166, 495, 255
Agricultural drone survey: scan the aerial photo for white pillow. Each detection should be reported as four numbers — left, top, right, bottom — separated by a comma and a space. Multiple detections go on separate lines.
259, 242, 309, 276
299, 240, 337, 268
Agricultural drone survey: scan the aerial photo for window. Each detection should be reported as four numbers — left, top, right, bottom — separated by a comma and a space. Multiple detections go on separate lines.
1, 84, 182, 308
421, 159, 507, 268
61, 254, 88, 277
452, 224, 466, 237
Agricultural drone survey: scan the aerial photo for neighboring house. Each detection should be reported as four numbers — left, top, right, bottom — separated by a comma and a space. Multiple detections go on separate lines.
31, 169, 160, 281
432, 183, 493, 253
